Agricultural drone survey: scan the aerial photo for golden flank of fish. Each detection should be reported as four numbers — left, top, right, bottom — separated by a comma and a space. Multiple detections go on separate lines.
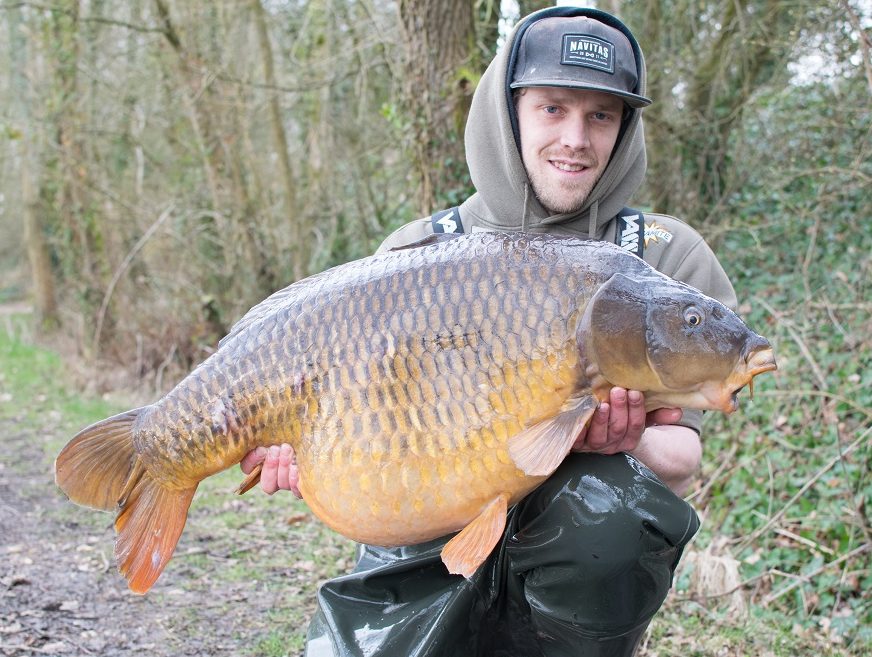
54, 232, 776, 594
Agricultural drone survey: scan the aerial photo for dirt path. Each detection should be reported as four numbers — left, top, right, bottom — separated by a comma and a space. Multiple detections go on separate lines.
1, 417, 236, 657
1, 418, 152, 656
0, 308, 354, 657
0, 412, 352, 657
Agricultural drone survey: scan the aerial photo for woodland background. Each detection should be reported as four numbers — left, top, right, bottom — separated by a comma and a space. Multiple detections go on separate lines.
0, 0, 869, 654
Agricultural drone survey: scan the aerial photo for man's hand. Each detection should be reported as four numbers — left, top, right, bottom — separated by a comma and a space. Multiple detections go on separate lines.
571, 388, 701, 495
239, 444, 302, 498
571, 387, 682, 454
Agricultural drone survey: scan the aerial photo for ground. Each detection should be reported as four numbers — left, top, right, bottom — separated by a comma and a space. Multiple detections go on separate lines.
0, 398, 354, 657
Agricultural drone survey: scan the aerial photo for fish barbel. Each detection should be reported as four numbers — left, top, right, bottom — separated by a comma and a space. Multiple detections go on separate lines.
54, 232, 776, 593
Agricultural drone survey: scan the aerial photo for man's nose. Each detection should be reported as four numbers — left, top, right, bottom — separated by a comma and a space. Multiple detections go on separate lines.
560, 117, 590, 150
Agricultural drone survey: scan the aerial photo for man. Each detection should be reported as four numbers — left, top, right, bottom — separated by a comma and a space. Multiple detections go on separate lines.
242, 7, 736, 656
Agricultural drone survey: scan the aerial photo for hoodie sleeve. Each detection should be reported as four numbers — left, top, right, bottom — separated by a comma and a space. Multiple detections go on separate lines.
637, 215, 737, 311
667, 239, 738, 311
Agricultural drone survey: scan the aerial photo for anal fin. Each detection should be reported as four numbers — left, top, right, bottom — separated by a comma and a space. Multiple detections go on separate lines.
114, 470, 197, 594
441, 492, 510, 579
508, 394, 597, 476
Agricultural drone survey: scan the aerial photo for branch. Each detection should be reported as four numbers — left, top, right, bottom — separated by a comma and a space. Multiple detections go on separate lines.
763, 543, 871, 604
0, 2, 168, 35
736, 427, 871, 549
841, 0, 872, 95
152, 0, 182, 51
92, 205, 175, 352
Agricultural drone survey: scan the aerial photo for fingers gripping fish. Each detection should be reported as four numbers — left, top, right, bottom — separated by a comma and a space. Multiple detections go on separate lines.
54, 232, 776, 593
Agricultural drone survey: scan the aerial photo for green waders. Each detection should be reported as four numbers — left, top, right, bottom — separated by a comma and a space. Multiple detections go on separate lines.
304, 453, 699, 657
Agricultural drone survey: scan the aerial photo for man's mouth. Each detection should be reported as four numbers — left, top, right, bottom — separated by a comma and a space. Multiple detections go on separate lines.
550, 160, 589, 173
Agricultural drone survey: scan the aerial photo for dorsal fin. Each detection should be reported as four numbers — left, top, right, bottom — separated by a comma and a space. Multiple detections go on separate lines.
389, 232, 464, 252
217, 267, 333, 348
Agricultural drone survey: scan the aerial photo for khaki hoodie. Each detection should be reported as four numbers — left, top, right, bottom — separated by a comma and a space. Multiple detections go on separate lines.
378, 7, 737, 432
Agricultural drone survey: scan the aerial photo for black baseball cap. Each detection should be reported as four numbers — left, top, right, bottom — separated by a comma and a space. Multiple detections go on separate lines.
510, 15, 651, 108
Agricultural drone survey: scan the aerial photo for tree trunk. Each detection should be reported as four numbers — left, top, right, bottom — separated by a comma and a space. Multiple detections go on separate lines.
397, 0, 478, 214
628, 0, 810, 227
9, 6, 58, 328
636, 0, 676, 215
153, 0, 224, 212
23, 152, 60, 329
517, 1, 552, 18
49, 1, 107, 313
682, 0, 798, 224
153, 0, 267, 309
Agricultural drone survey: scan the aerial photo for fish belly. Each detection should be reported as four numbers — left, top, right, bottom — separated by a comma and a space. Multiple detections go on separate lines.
299, 448, 548, 546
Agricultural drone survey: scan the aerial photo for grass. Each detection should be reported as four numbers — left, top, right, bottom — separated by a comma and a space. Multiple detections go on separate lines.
642, 606, 855, 657
0, 314, 121, 436
255, 621, 307, 657
636, 206, 872, 655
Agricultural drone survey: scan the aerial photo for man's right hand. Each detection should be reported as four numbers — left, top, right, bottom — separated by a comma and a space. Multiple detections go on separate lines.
240, 444, 302, 498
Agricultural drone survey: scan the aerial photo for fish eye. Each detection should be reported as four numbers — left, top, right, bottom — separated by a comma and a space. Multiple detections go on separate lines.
683, 306, 704, 327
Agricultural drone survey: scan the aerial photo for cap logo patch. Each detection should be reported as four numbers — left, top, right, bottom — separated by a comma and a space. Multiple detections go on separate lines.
561, 34, 614, 73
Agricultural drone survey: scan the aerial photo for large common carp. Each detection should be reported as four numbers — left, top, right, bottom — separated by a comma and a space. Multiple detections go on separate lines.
55, 232, 776, 594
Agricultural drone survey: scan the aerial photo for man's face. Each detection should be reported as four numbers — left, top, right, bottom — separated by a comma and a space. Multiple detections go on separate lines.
516, 87, 624, 215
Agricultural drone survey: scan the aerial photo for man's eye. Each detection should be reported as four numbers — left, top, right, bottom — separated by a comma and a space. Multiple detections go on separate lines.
544, 106, 560, 114
593, 112, 610, 121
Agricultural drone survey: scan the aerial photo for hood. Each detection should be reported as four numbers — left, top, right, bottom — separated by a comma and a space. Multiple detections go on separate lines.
460, 7, 649, 238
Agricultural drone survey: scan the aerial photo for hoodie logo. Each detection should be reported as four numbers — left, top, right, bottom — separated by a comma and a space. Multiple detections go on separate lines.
431, 207, 464, 234
618, 213, 643, 256
561, 35, 615, 73
644, 221, 673, 247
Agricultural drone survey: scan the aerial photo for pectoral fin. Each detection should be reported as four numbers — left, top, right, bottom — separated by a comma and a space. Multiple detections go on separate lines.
508, 394, 597, 476
441, 492, 510, 579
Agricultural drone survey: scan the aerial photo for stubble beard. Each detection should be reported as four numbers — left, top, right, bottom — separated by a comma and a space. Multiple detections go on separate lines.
526, 151, 602, 215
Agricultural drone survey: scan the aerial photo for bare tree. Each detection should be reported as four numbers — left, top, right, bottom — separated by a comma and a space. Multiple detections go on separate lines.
517, 1, 552, 18
0, 0, 860, 387
630, 0, 820, 226
397, 0, 478, 214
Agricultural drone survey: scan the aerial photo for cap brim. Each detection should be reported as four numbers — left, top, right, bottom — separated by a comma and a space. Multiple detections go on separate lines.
509, 79, 652, 108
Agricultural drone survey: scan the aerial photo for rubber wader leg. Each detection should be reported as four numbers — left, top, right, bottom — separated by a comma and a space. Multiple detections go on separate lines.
303, 539, 497, 657
502, 452, 700, 657
303, 452, 699, 657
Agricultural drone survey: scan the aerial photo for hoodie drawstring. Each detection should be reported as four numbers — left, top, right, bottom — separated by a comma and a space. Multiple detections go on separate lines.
522, 184, 531, 232
588, 200, 599, 238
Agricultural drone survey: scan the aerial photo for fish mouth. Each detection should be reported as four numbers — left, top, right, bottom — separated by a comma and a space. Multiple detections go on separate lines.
723, 347, 778, 413
645, 347, 778, 415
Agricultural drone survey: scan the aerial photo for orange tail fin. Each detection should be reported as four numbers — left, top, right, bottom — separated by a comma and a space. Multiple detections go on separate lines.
54, 407, 197, 594
54, 409, 143, 510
